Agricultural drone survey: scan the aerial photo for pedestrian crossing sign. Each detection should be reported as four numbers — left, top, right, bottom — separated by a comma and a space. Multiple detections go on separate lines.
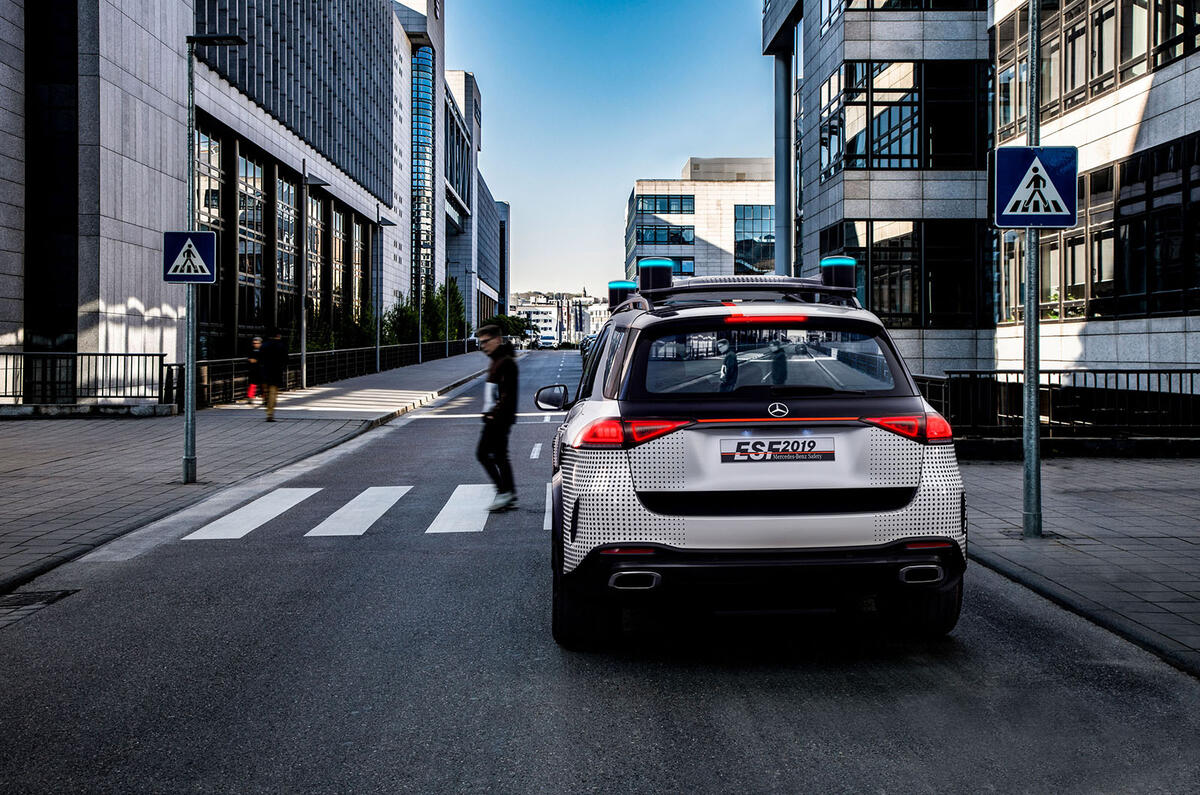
994, 146, 1078, 228
163, 231, 217, 284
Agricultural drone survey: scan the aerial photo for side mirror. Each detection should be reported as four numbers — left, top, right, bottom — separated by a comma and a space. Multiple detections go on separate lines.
535, 384, 569, 411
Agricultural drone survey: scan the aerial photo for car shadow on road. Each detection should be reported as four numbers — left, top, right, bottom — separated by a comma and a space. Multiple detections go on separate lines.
597, 607, 969, 669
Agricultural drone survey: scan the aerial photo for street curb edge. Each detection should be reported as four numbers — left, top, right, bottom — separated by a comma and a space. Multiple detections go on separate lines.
967, 546, 1200, 680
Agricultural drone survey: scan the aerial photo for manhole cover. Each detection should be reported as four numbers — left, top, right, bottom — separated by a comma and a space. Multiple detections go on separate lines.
0, 590, 76, 609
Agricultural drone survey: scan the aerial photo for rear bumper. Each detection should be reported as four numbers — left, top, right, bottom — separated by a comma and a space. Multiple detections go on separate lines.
563, 540, 965, 609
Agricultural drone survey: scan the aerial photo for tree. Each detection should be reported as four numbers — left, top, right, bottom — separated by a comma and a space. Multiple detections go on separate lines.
423, 278, 468, 342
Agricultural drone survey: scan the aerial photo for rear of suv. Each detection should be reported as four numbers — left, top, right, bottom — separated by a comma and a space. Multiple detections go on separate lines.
536, 275, 965, 649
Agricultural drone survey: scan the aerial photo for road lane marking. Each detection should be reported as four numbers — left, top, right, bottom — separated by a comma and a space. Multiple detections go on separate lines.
183, 488, 322, 540
543, 415, 551, 423
543, 483, 552, 530
530, 443, 542, 459
304, 486, 412, 537
425, 485, 494, 533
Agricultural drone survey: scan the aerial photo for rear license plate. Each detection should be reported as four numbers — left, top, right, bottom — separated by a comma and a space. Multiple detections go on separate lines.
720, 437, 835, 463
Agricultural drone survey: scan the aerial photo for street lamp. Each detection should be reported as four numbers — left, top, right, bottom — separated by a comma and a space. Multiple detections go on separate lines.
376, 203, 397, 373
299, 167, 329, 389
183, 31, 245, 485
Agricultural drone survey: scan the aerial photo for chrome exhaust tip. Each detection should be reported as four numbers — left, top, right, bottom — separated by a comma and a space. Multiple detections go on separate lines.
898, 564, 944, 585
608, 571, 662, 591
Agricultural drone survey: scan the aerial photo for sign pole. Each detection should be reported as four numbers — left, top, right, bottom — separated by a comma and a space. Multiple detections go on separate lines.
1023, 0, 1042, 538
183, 40, 197, 485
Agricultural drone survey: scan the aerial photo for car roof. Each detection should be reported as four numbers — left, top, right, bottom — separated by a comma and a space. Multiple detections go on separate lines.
622, 301, 885, 332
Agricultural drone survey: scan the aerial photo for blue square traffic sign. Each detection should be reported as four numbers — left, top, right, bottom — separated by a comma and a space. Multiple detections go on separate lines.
163, 231, 217, 284
994, 146, 1078, 229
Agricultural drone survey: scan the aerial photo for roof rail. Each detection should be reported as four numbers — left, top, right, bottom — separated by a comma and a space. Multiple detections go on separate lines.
639, 275, 859, 307
611, 294, 652, 315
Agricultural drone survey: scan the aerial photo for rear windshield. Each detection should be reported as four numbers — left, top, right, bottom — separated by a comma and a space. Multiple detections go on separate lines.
629, 322, 910, 399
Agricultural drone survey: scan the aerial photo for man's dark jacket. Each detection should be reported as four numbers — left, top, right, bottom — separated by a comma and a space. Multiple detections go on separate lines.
485, 342, 518, 425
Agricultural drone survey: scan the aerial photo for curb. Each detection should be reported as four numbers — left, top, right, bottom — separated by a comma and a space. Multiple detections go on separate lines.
968, 546, 1200, 680
0, 366, 489, 596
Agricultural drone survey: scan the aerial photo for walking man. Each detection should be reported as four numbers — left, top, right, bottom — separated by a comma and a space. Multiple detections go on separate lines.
476, 325, 518, 511
260, 328, 287, 422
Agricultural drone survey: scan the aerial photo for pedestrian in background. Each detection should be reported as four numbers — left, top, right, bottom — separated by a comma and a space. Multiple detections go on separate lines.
247, 336, 264, 404
476, 325, 518, 511
717, 338, 738, 392
260, 328, 287, 422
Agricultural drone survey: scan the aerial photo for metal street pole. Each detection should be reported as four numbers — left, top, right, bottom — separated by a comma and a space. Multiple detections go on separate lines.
184, 40, 197, 484
300, 159, 308, 389
1023, 0, 1043, 538
417, 267, 423, 363
376, 204, 382, 373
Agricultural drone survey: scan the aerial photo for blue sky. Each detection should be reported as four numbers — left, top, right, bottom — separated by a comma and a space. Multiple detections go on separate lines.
444, 0, 774, 297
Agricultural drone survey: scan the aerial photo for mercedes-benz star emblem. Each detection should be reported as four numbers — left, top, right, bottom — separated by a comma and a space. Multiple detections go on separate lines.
768, 402, 789, 418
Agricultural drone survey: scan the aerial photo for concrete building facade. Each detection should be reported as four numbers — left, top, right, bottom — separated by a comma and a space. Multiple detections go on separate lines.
763, 0, 1200, 373
625, 157, 775, 282
0, 0, 511, 392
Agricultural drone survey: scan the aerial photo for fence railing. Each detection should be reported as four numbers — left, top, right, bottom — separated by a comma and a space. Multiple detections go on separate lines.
161, 339, 478, 409
914, 369, 1200, 438
0, 353, 167, 405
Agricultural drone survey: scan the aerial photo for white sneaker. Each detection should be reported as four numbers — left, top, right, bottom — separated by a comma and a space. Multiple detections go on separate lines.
488, 492, 516, 512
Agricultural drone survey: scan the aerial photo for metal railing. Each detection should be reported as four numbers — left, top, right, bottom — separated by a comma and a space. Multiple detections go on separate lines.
162, 339, 478, 409
925, 369, 1200, 438
0, 352, 167, 405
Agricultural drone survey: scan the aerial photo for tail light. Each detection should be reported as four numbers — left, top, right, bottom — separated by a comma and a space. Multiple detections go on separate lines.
861, 411, 954, 445
572, 418, 691, 449
724, 314, 808, 325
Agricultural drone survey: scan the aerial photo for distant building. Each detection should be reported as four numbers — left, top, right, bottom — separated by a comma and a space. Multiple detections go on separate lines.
512, 301, 557, 347
587, 301, 610, 335
625, 158, 775, 282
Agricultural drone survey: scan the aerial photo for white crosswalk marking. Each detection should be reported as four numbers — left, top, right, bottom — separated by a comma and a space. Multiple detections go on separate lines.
543, 483, 552, 531
424, 485, 494, 534
304, 486, 411, 537
183, 488, 321, 540
530, 443, 542, 459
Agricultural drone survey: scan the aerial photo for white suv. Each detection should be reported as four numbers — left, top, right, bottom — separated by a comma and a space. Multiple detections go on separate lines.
536, 276, 966, 649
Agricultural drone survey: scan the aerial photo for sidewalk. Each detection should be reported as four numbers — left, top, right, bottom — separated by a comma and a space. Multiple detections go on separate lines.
963, 458, 1200, 677
0, 352, 492, 593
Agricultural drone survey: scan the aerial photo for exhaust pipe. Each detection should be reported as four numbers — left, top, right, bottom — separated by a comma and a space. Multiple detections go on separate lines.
608, 571, 662, 591
898, 564, 944, 585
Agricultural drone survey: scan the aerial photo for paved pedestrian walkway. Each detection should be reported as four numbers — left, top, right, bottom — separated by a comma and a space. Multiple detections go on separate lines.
963, 458, 1200, 677
0, 352, 492, 593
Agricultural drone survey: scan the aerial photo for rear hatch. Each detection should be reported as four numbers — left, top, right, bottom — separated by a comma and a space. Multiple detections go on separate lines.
618, 313, 933, 515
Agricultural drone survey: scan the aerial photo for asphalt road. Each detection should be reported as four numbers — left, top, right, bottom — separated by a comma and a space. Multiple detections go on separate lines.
2, 351, 1199, 793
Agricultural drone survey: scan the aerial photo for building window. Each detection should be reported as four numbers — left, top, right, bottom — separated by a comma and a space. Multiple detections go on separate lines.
332, 210, 346, 318
734, 205, 775, 275
635, 195, 695, 214
821, 218, 989, 329
237, 154, 266, 328
411, 45, 436, 304
635, 225, 695, 245
195, 128, 224, 336
352, 221, 365, 320
994, 1, 1197, 143
637, 256, 694, 276
276, 177, 298, 331
820, 60, 987, 180
307, 195, 325, 317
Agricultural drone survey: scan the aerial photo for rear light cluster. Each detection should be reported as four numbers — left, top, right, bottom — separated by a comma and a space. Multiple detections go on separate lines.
862, 412, 954, 445
572, 418, 691, 449
571, 411, 954, 449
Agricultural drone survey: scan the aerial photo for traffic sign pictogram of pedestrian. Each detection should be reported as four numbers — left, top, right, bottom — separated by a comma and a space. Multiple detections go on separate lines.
994, 146, 1078, 229
163, 231, 217, 284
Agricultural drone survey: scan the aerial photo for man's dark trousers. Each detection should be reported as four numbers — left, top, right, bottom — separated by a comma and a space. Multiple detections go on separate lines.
477, 419, 515, 495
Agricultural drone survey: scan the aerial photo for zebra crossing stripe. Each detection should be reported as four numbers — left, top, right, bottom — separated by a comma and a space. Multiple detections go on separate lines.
183, 488, 321, 540
543, 483, 552, 531
530, 443, 542, 459
424, 484, 494, 533
304, 486, 412, 537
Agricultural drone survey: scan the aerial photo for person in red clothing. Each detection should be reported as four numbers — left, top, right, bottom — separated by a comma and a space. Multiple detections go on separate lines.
475, 325, 519, 511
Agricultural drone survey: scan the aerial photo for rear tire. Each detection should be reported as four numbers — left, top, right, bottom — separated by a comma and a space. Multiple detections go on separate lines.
552, 567, 618, 651
892, 577, 963, 638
